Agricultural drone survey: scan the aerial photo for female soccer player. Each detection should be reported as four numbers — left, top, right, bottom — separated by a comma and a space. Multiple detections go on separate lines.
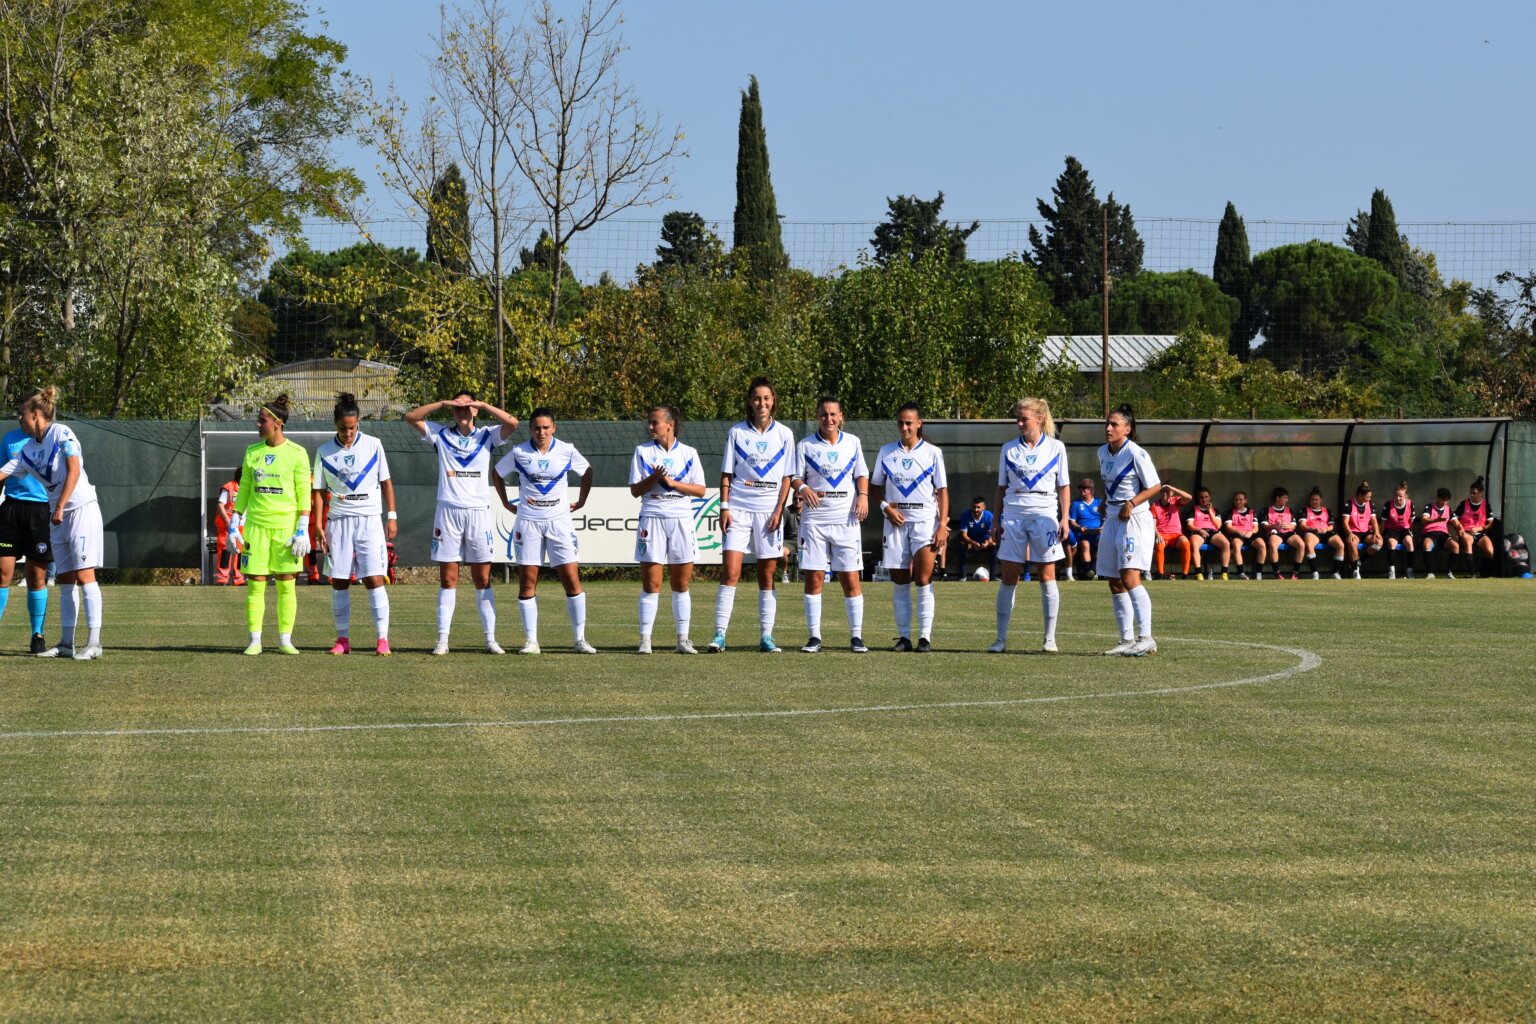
710, 377, 797, 654
1222, 491, 1262, 579
1184, 486, 1226, 579
1419, 487, 1455, 578
630, 405, 706, 653
1381, 481, 1416, 579
405, 392, 519, 655
1297, 486, 1346, 579
870, 403, 949, 652
0, 387, 103, 659
988, 397, 1070, 654
1342, 482, 1381, 580
492, 407, 596, 655
788, 396, 871, 653
1096, 404, 1160, 656
0, 405, 51, 653
312, 393, 396, 656
1067, 478, 1104, 581
1450, 477, 1497, 577
1260, 486, 1304, 579
224, 395, 309, 655
1150, 483, 1193, 580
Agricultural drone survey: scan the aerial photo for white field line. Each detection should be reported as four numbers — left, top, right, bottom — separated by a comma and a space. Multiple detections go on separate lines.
0, 635, 1321, 742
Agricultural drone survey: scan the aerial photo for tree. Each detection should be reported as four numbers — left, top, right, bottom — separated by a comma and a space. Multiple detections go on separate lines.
1213, 201, 1258, 357
870, 192, 979, 267
1027, 156, 1143, 311
732, 75, 786, 282
654, 211, 721, 270
425, 164, 471, 275
1364, 189, 1406, 283
519, 229, 574, 279
1345, 191, 1436, 298
1066, 270, 1239, 337
1248, 241, 1399, 373
507, 0, 685, 328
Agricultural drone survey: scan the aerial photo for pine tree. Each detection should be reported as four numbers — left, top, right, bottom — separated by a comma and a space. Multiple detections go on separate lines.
1213, 201, 1257, 357
732, 76, 785, 282
870, 192, 979, 267
425, 163, 470, 275
1027, 156, 1142, 310
1364, 188, 1406, 284
655, 211, 717, 269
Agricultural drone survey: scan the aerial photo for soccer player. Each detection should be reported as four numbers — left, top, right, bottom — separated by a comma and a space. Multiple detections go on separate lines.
213, 469, 244, 585
1342, 482, 1381, 580
0, 404, 51, 653
709, 377, 797, 654
1096, 404, 1161, 656
955, 496, 995, 581
1297, 486, 1346, 579
1381, 481, 1416, 579
788, 396, 871, 653
0, 387, 105, 657
1184, 487, 1225, 579
1450, 477, 1497, 577
225, 395, 310, 655
312, 392, 396, 656
1150, 483, 1193, 580
870, 403, 949, 652
405, 392, 519, 655
1067, 478, 1104, 581
630, 405, 707, 654
492, 407, 596, 655
1419, 487, 1455, 579
988, 397, 1070, 654
1223, 491, 1261, 579
1261, 486, 1304, 579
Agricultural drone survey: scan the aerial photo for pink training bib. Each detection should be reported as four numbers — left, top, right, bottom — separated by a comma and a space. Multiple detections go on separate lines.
1191, 506, 1218, 530
1228, 508, 1256, 531
1422, 502, 1451, 535
1458, 499, 1488, 531
1265, 506, 1294, 530
1300, 506, 1332, 531
1382, 500, 1413, 531
1346, 499, 1374, 534
1152, 498, 1183, 534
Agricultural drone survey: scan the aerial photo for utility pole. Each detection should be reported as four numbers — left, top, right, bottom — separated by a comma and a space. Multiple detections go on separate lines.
1101, 207, 1111, 418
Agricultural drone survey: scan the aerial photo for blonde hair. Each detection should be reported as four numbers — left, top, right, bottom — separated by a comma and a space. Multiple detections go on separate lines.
20, 386, 59, 423
1013, 396, 1056, 437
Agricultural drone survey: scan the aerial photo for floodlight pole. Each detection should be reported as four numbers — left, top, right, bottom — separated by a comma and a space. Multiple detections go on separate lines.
1101, 207, 1111, 418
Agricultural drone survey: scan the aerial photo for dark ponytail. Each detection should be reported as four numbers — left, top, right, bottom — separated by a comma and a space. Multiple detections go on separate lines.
1471, 476, 1486, 492
1110, 403, 1138, 442
333, 391, 360, 421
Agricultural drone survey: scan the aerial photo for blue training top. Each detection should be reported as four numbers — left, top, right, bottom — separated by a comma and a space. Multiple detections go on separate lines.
959, 508, 993, 542
2, 428, 48, 502
1070, 497, 1104, 530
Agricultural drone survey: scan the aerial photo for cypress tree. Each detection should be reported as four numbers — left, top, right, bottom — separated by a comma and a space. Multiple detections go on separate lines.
425, 163, 470, 275
732, 76, 785, 281
1213, 201, 1257, 358
1364, 188, 1406, 284
1027, 156, 1142, 310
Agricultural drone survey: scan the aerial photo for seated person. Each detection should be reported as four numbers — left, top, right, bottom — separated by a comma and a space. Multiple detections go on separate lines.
1449, 476, 1498, 578
1341, 481, 1382, 580
1297, 486, 1346, 579
1223, 490, 1263, 579
1380, 481, 1416, 579
1151, 483, 1193, 580
1419, 487, 1455, 578
1067, 478, 1103, 581
1260, 486, 1306, 579
1184, 486, 1226, 579
955, 496, 996, 580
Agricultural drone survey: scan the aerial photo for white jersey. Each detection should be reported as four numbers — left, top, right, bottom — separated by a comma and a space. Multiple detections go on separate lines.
495, 438, 591, 522
721, 420, 797, 515
796, 430, 869, 526
630, 439, 704, 520
871, 439, 947, 524
420, 422, 501, 509
998, 434, 1070, 517
1097, 439, 1160, 516
314, 433, 391, 519
0, 423, 97, 510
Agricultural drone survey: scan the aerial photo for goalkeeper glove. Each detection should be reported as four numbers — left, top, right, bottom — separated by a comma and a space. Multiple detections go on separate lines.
225, 513, 244, 555
288, 515, 312, 559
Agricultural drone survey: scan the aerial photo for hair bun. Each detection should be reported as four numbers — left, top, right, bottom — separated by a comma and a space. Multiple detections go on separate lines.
336, 391, 356, 405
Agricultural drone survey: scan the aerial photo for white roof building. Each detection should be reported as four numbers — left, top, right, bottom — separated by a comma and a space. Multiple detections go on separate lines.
1046, 335, 1180, 373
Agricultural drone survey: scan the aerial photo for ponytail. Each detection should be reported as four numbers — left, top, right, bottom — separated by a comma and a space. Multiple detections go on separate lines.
264, 394, 292, 424
20, 386, 59, 423
333, 391, 360, 422
651, 404, 683, 436
1109, 403, 1138, 442
1013, 396, 1056, 437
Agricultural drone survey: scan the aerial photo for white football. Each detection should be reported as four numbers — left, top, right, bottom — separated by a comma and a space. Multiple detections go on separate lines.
973, 566, 990, 581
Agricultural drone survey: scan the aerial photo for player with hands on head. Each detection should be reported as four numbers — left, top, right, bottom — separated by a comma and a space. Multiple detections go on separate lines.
226, 394, 309, 655
492, 407, 596, 654
630, 405, 707, 654
0, 387, 105, 659
405, 391, 518, 655
1150, 483, 1192, 580
788, 396, 871, 653
312, 392, 396, 656
1096, 404, 1161, 656
870, 402, 949, 653
988, 397, 1070, 654
0, 399, 53, 653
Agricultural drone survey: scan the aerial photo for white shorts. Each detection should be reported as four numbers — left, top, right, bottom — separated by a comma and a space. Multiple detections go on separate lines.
432, 505, 494, 564
999, 514, 1064, 565
798, 520, 863, 574
325, 515, 388, 580
53, 501, 104, 574
723, 509, 784, 559
882, 518, 938, 569
1097, 510, 1154, 576
515, 515, 579, 567
635, 516, 697, 565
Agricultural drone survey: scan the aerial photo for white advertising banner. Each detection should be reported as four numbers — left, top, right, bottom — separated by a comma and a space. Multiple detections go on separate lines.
491, 487, 724, 564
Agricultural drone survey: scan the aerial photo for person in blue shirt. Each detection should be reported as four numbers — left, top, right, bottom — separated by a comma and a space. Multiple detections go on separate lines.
0, 414, 52, 653
1067, 478, 1105, 581
955, 496, 997, 580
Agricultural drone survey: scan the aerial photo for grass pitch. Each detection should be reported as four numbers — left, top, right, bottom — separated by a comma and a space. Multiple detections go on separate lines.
1, 579, 1532, 1023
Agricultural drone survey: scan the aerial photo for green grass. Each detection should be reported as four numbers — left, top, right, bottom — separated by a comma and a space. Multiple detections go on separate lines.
1, 579, 1532, 1023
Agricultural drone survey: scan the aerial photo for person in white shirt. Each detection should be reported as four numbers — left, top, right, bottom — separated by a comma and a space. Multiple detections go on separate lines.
0, 386, 105, 659
989, 397, 1071, 654
629, 405, 707, 654
312, 392, 396, 657
869, 403, 949, 652
787, 396, 871, 653
709, 377, 797, 654
405, 391, 519, 655
492, 407, 596, 655
1096, 404, 1162, 657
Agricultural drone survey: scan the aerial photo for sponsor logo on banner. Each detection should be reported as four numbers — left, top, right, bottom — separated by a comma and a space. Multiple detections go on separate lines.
492, 487, 722, 564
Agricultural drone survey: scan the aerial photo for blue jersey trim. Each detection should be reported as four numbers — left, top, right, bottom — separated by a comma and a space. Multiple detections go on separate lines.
1007, 450, 1062, 491
321, 451, 379, 492
731, 442, 786, 480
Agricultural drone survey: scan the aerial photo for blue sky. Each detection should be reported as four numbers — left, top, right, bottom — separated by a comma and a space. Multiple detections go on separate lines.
307, 0, 1535, 276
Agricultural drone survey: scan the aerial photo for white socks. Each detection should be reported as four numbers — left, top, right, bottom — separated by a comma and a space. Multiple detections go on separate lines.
81, 581, 101, 646
758, 588, 776, 636
1040, 580, 1060, 643
368, 586, 389, 640
436, 587, 456, 639
331, 589, 350, 637
803, 593, 822, 636
995, 583, 1016, 641
1127, 584, 1153, 639
845, 594, 864, 636
671, 591, 690, 638
519, 596, 538, 643
892, 582, 912, 638
475, 587, 496, 640
916, 584, 934, 641
639, 590, 659, 640
567, 592, 586, 642
1112, 591, 1134, 641
59, 584, 77, 646
714, 584, 736, 633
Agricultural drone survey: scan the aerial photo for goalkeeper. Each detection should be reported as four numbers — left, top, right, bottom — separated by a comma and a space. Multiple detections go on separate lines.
226, 395, 312, 654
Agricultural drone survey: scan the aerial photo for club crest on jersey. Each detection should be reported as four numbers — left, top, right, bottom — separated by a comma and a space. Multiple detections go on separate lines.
902, 458, 914, 470
827, 452, 839, 463
1025, 453, 1037, 465
344, 454, 355, 467
662, 459, 673, 470
755, 441, 768, 454
456, 436, 471, 448
538, 459, 550, 471
264, 454, 276, 465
